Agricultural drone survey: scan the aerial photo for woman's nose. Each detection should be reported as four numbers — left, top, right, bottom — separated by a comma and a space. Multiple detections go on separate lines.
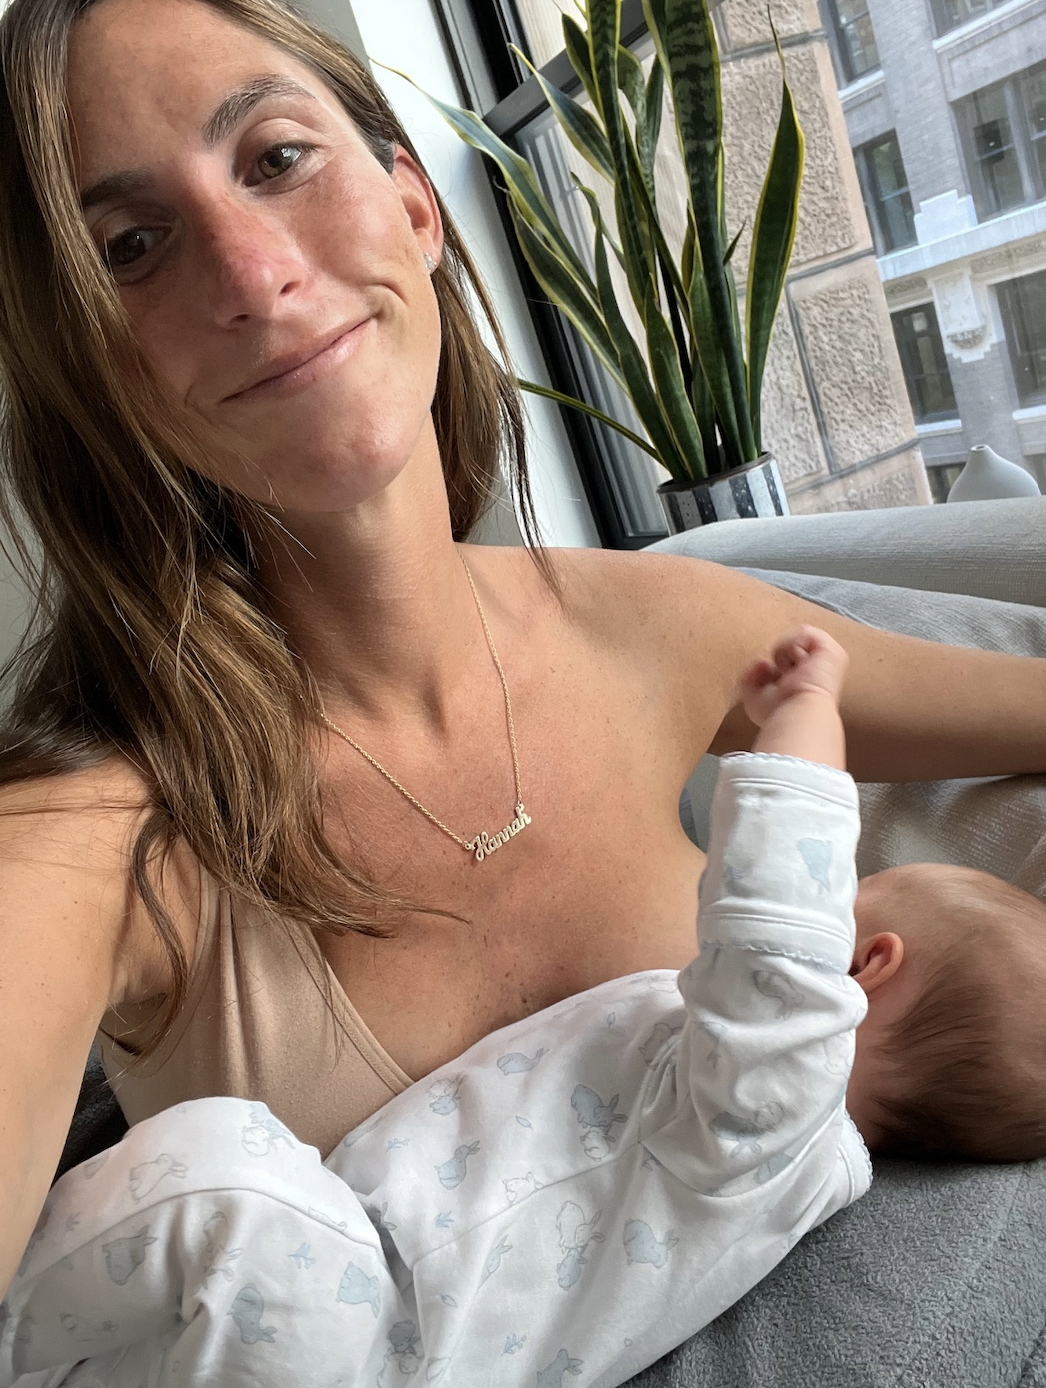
194, 195, 307, 325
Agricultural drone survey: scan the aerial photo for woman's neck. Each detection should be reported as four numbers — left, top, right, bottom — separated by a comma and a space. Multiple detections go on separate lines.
253, 441, 507, 742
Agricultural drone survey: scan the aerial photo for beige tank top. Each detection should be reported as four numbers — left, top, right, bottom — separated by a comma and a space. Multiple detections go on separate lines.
97, 870, 413, 1160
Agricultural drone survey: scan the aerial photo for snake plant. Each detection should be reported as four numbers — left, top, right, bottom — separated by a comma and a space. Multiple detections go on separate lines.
385, 0, 804, 484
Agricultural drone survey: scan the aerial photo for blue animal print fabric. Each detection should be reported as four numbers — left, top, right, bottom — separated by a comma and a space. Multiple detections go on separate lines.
0, 753, 872, 1388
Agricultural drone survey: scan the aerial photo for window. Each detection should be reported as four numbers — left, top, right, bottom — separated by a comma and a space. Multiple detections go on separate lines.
997, 268, 1046, 407
931, 0, 1011, 38
854, 133, 918, 252
926, 462, 965, 503
892, 305, 959, 421
957, 62, 1046, 220
823, 0, 880, 84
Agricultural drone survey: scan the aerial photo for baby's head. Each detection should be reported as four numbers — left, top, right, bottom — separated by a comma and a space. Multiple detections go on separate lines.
846, 863, 1046, 1162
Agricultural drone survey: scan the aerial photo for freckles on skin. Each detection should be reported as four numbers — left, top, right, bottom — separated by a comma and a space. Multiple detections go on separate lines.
65, 0, 444, 512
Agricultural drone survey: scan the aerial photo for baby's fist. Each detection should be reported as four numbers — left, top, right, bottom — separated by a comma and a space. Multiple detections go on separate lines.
739, 625, 849, 729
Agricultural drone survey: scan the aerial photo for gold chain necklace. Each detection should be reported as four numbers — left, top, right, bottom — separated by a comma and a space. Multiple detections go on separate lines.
319, 552, 532, 864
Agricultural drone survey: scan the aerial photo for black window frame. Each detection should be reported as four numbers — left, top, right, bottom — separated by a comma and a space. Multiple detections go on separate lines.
890, 303, 959, 423
955, 60, 1046, 222
853, 131, 918, 253
820, 0, 881, 86
433, 0, 664, 549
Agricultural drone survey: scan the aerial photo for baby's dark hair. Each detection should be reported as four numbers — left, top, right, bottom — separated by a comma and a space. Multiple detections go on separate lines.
870, 868, 1046, 1163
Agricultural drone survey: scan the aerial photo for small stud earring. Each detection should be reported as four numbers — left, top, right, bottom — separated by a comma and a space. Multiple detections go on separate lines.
423, 252, 438, 275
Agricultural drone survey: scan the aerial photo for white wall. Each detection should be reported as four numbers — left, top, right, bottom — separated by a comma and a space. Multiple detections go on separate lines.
346, 0, 600, 548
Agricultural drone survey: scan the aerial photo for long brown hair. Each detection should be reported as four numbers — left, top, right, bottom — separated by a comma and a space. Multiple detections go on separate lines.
0, 0, 561, 1058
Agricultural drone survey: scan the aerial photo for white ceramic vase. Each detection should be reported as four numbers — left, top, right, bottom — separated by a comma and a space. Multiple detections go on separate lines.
946, 444, 1041, 503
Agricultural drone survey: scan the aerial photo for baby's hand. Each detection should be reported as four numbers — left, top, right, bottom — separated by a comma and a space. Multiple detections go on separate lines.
739, 625, 849, 730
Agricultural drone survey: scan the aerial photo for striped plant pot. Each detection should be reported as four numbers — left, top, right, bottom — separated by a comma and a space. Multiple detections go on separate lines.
656, 454, 789, 533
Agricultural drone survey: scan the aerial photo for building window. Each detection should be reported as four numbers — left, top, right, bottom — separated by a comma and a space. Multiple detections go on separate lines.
855, 133, 918, 252
997, 268, 1046, 407
927, 462, 965, 504
931, 0, 1011, 38
956, 61, 1046, 220
823, 0, 880, 84
891, 305, 959, 421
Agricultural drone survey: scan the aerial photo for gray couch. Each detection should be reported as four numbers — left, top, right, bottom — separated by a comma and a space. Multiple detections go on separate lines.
628, 496, 1046, 1387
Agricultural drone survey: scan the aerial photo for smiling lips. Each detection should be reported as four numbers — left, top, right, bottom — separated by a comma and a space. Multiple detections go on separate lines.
223, 318, 371, 401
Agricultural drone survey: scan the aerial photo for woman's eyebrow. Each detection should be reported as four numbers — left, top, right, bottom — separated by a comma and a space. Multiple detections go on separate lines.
78, 72, 320, 211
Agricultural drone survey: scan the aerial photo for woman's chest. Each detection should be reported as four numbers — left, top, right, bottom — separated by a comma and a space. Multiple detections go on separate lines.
318, 597, 714, 1082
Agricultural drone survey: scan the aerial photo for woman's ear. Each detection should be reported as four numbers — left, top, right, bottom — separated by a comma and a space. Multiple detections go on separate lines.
849, 932, 904, 995
389, 145, 445, 267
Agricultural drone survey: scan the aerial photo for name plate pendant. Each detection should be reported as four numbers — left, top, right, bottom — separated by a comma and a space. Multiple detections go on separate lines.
465, 803, 532, 863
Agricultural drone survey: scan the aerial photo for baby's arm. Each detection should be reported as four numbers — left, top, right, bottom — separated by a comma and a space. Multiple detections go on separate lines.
739, 624, 848, 770
643, 627, 868, 1205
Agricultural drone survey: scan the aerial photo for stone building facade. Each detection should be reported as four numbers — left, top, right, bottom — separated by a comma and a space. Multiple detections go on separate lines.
829, 0, 1046, 500
516, 0, 934, 515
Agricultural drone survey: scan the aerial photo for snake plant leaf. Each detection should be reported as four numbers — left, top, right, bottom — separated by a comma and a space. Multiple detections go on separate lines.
592, 203, 687, 478
643, 278, 706, 480
724, 220, 747, 265
746, 27, 805, 454
507, 200, 626, 392
641, 57, 665, 199
563, 13, 599, 108
617, 44, 646, 122
660, 0, 757, 462
380, 63, 595, 293
570, 174, 626, 269
518, 379, 663, 459
511, 45, 615, 183
589, 0, 657, 309
687, 214, 743, 466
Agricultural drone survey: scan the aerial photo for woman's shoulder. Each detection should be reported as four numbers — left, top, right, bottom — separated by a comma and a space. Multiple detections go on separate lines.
0, 755, 202, 1007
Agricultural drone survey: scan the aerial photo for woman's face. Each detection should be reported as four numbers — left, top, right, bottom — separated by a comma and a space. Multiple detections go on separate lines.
65, 0, 445, 511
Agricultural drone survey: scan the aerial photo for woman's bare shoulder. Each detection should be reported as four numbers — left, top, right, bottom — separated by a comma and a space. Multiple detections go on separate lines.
0, 756, 200, 1006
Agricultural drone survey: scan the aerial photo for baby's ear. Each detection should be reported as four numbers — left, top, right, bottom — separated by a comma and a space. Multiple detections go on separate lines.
850, 932, 905, 994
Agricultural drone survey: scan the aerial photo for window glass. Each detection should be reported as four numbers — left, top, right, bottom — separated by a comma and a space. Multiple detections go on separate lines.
997, 268, 1046, 407
891, 305, 959, 421
926, 461, 965, 503
1022, 65, 1046, 192
961, 82, 1026, 216
827, 0, 880, 83
858, 133, 918, 252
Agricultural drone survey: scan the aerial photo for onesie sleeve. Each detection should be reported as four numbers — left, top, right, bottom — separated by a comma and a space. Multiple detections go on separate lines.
641, 751, 872, 1204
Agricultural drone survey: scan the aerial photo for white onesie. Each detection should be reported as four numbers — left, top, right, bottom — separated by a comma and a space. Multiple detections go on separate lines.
0, 752, 873, 1388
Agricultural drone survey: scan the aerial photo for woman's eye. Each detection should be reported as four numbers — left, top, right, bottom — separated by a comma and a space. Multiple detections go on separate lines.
256, 142, 315, 180
103, 226, 164, 269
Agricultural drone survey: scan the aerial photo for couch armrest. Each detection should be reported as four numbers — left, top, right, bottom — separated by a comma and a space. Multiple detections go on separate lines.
645, 497, 1046, 607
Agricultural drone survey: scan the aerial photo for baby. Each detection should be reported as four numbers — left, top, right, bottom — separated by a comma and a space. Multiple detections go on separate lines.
3, 627, 1045, 1388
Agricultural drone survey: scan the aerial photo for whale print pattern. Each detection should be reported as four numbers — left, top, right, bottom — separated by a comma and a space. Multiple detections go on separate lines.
753, 969, 804, 1021
241, 1105, 296, 1158
435, 1142, 480, 1190
479, 1237, 512, 1285
228, 1284, 277, 1345
622, 1220, 678, 1269
337, 1262, 381, 1318
496, 1048, 547, 1075
427, 1078, 463, 1116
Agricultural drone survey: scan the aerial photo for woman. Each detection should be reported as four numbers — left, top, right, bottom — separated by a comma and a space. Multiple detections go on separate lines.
0, 0, 1043, 1302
